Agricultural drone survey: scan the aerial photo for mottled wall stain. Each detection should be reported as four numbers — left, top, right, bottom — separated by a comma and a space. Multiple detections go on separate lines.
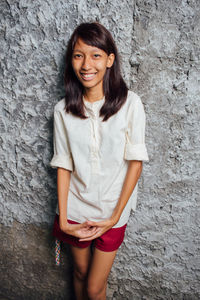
0, 0, 200, 299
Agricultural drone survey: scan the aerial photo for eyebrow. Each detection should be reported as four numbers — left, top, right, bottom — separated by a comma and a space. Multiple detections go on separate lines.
73, 48, 102, 53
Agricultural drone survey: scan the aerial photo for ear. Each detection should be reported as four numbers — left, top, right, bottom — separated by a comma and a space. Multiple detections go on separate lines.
106, 53, 115, 68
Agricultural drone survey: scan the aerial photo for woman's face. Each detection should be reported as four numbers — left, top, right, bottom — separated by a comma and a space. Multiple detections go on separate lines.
72, 38, 114, 98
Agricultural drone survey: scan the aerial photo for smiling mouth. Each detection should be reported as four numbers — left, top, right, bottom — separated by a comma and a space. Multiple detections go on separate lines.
80, 73, 97, 81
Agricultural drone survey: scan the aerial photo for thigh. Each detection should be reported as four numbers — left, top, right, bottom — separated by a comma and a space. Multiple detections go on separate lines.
70, 245, 92, 277
87, 248, 117, 288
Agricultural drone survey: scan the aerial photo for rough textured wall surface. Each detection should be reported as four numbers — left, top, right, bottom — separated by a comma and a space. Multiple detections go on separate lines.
0, 0, 200, 299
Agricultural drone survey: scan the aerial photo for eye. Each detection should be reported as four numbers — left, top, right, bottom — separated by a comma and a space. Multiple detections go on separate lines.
93, 54, 101, 58
73, 54, 82, 59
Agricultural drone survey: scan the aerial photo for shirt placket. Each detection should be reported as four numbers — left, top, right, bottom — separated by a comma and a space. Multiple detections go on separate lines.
90, 108, 101, 174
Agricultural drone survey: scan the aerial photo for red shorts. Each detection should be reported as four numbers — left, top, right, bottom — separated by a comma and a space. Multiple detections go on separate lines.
52, 214, 127, 252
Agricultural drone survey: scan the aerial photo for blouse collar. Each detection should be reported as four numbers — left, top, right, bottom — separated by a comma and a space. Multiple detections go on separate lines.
83, 96, 105, 118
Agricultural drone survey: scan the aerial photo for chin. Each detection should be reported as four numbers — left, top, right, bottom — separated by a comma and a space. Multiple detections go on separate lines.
81, 81, 98, 89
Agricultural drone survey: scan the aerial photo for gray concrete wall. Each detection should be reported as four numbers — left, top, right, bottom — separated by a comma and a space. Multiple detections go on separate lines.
0, 0, 200, 299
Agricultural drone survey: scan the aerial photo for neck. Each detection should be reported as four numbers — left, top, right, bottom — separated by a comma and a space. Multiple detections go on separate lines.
83, 88, 104, 103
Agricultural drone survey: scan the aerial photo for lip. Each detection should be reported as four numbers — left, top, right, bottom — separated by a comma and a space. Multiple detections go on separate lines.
80, 72, 97, 81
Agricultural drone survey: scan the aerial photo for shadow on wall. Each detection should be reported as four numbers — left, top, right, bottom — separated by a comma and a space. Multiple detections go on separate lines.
0, 217, 76, 300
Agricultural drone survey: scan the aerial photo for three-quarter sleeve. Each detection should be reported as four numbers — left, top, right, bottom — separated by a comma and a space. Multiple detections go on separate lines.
124, 96, 149, 161
50, 109, 74, 171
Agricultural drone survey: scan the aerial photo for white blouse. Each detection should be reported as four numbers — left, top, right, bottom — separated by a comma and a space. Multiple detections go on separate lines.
50, 90, 149, 228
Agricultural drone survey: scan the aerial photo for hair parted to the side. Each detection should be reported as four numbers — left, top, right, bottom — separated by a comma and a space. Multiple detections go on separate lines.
64, 22, 128, 122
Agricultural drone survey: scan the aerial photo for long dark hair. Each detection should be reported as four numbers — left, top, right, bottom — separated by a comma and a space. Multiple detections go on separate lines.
64, 22, 128, 122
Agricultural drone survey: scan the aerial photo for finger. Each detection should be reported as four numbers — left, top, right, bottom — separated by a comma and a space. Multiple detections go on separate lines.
81, 226, 97, 233
74, 224, 95, 232
77, 227, 99, 238
79, 229, 102, 241
79, 227, 100, 237
80, 222, 98, 229
77, 223, 90, 229
65, 225, 98, 238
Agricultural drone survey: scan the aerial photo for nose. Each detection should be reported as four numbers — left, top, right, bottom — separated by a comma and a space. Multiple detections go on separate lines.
81, 56, 91, 70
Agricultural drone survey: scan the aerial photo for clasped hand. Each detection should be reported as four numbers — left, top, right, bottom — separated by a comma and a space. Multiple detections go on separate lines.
60, 218, 117, 241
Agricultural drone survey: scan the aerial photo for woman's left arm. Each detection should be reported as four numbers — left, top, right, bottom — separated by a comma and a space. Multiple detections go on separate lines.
110, 160, 142, 225
79, 160, 142, 241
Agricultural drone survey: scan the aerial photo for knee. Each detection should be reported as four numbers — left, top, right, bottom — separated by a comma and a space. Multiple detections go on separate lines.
74, 264, 88, 282
87, 281, 106, 300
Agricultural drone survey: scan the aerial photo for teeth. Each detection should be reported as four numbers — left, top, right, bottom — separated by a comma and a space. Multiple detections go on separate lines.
81, 73, 96, 78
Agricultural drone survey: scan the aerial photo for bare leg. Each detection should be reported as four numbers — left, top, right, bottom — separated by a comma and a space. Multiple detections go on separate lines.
70, 245, 91, 300
87, 248, 117, 300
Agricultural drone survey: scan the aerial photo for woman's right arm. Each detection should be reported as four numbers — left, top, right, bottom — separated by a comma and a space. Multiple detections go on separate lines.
51, 108, 98, 238
57, 167, 71, 231
57, 167, 99, 239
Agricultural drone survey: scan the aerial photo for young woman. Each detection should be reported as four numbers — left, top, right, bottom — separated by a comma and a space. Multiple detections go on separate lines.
50, 22, 149, 300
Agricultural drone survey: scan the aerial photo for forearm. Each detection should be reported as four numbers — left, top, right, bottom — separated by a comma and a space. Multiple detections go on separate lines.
57, 168, 99, 238
111, 160, 143, 224
57, 167, 71, 227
